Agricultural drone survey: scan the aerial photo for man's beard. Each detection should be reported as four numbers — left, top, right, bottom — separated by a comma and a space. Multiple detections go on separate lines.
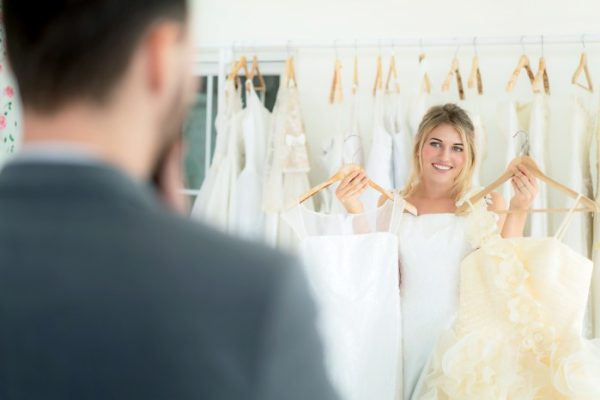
150, 78, 191, 185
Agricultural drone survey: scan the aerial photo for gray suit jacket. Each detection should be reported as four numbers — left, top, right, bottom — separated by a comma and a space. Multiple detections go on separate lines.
0, 161, 338, 400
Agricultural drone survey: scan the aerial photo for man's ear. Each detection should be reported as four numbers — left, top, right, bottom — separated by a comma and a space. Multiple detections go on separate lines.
144, 22, 184, 95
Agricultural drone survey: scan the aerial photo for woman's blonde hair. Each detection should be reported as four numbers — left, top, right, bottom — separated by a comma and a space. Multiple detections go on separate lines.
402, 103, 476, 201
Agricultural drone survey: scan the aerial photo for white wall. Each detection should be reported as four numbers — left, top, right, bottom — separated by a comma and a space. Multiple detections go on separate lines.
192, 0, 600, 43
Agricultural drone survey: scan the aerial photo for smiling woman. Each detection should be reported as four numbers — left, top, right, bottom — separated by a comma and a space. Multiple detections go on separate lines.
402, 103, 476, 204
335, 102, 540, 399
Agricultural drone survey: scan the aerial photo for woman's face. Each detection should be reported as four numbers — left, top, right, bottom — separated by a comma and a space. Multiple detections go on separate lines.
420, 123, 466, 186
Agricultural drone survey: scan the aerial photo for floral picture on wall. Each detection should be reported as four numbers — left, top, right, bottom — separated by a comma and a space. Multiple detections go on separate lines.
0, 4, 21, 163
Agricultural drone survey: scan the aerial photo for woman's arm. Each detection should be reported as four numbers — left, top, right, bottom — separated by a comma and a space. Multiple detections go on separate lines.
487, 164, 538, 238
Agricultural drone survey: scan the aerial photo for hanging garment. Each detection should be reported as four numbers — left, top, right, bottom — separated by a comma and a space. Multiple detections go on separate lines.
460, 101, 487, 187
283, 194, 405, 400
387, 93, 411, 190
191, 80, 242, 230
502, 100, 531, 202
226, 112, 244, 233
592, 97, 600, 339
263, 80, 313, 249
343, 91, 364, 166
471, 114, 487, 187
413, 197, 600, 400
527, 94, 550, 237
397, 205, 473, 400
364, 89, 394, 210
502, 102, 520, 201
232, 83, 270, 239
564, 95, 595, 340
408, 57, 430, 138
319, 103, 346, 214
318, 136, 340, 213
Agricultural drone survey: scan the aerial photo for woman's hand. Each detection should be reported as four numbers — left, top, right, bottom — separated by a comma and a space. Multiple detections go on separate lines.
335, 169, 369, 214
509, 164, 538, 212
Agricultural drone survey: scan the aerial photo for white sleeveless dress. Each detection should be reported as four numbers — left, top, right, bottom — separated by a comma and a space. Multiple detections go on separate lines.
563, 95, 593, 258
283, 195, 405, 400
191, 80, 242, 230
263, 79, 313, 249
232, 83, 270, 239
365, 89, 394, 209
564, 95, 595, 339
592, 99, 600, 339
343, 90, 364, 166
387, 93, 411, 190
397, 210, 473, 400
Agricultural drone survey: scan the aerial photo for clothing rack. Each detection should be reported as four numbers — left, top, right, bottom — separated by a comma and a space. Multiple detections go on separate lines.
198, 34, 600, 53
181, 33, 600, 194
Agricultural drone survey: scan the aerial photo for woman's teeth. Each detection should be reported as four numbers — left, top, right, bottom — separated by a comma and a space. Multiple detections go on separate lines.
432, 163, 452, 171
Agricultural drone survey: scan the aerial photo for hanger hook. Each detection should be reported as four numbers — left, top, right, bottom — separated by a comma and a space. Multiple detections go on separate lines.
453, 38, 460, 58
334, 39, 339, 60
473, 36, 478, 56
419, 37, 424, 54
540, 34, 544, 57
354, 38, 358, 57
378, 39, 382, 57
520, 35, 526, 55
581, 34, 586, 50
513, 130, 530, 156
286, 40, 292, 57
391, 38, 396, 55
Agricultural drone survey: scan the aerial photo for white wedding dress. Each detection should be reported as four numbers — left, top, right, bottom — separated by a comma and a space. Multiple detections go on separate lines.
283, 194, 405, 400
232, 82, 270, 239
191, 79, 242, 230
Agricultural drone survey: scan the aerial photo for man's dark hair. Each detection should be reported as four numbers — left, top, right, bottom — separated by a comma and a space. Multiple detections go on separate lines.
2, 0, 188, 112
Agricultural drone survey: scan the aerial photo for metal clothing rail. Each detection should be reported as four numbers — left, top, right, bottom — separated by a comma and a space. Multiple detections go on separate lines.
198, 34, 600, 52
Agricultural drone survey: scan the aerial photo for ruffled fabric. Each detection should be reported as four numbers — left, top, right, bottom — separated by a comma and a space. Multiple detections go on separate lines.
413, 197, 600, 400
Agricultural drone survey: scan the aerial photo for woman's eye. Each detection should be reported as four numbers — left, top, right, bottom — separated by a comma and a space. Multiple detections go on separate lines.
429, 141, 441, 148
453, 146, 464, 152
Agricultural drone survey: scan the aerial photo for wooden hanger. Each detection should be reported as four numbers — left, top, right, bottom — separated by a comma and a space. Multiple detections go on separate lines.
295, 164, 417, 215
455, 155, 599, 215
352, 55, 359, 95
506, 54, 535, 92
227, 56, 249, 82
418, 53, 432, 94
532, 56, 550, 95
571, 53, 593, 93
285, 56, 297, 88
467, 55, 483, 95
372, 55, 383, 96
246, 56, 266, 92
385, 54, 400, 94
329, 59, 344, 104
441, 57, 465, 100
